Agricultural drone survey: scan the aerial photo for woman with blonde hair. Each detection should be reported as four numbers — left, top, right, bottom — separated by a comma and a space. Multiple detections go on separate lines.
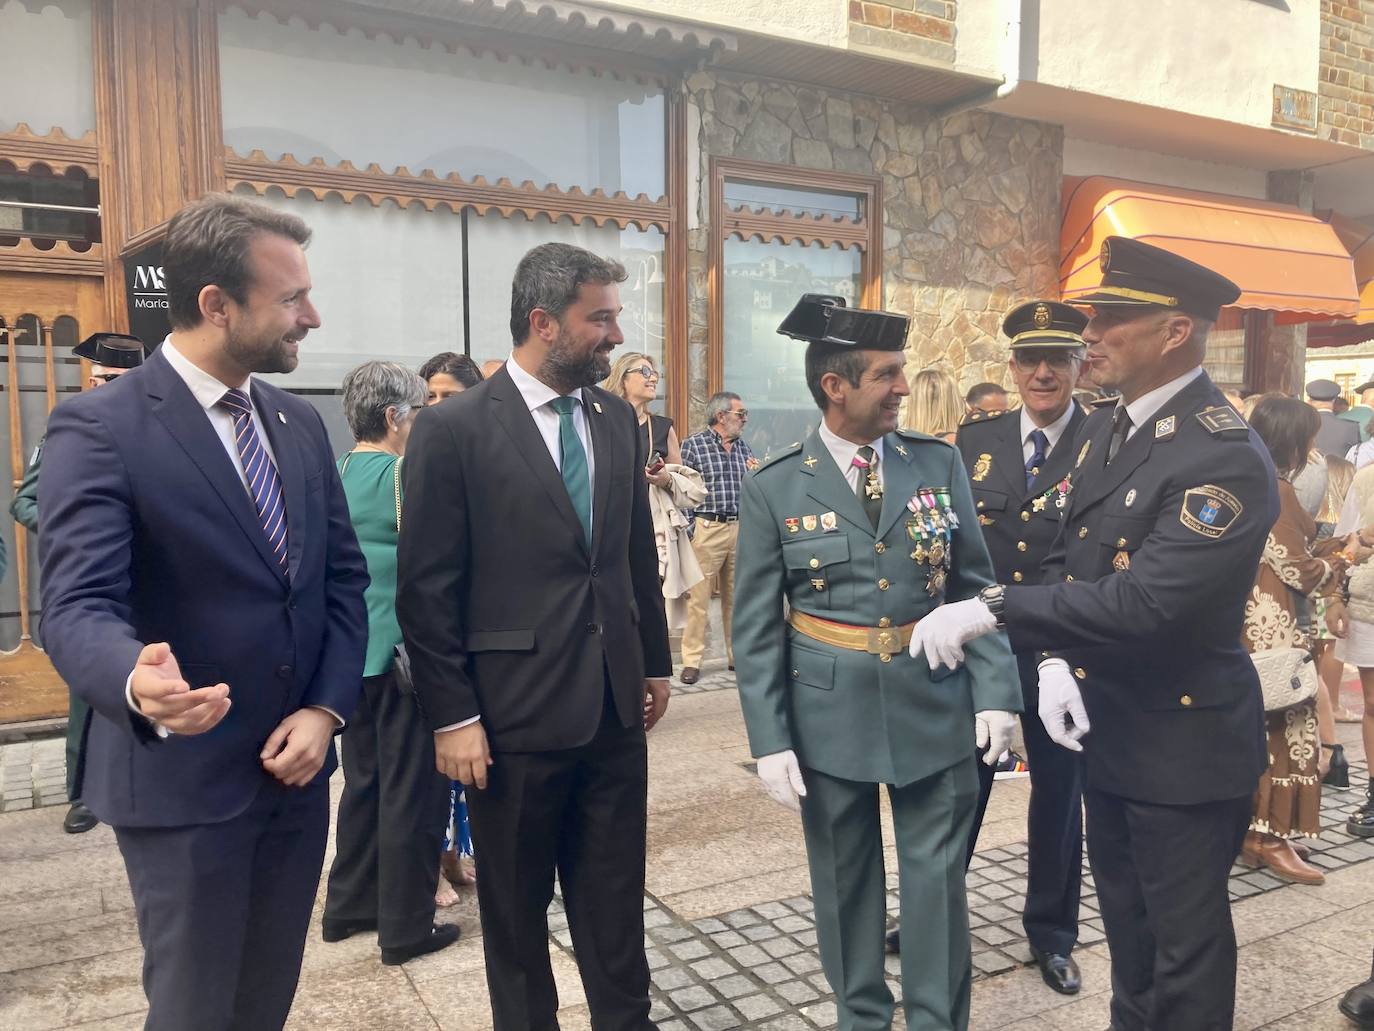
906, 368, 965, 443
601, 352, 705, 628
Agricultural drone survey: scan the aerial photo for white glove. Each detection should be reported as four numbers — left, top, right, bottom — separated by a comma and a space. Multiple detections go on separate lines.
975, 710, 1017, 766
1037, 659, 1090, 752
757, 749, 807, 812
908, 597, 998, 671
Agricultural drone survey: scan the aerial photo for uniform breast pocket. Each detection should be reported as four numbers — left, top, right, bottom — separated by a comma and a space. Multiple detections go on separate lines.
782, 535, 852, 611
973, 487, 1008, 525
1098, 513, 1154, 571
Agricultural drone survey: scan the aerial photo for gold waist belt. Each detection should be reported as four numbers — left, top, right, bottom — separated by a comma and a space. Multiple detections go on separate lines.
787, 610, 918, 656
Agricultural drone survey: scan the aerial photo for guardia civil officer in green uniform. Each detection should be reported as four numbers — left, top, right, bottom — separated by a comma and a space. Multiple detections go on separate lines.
733, 295, 1020, 1031
909, 238, 1278, 1031
12, 331, 150, 834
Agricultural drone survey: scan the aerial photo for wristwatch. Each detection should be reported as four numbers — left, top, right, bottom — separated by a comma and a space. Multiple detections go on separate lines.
978, 583, 1007, 628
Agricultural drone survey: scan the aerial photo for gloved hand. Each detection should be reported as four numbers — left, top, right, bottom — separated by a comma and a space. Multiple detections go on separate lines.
974, 710, 1017, 766
908, 597, 998, 671
757, 749, 807, 812
1037, 659, 1091, 752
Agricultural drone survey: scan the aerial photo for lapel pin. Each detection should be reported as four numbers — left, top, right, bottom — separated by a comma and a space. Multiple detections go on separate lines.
277, 411, 286, 424
1154, 416, 1176, 440
592, 401, 602, 414
1125, 488, 1137, 507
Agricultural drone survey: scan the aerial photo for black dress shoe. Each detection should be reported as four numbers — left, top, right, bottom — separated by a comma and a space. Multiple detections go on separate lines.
1030, 946, 1081, 995
885, 927, 900, 954
321, 917, 377, 943
381, 923, 461, 966
62, 801, 98, 834
1350, 787, 1374, 839
1339, 972, 1374, 1028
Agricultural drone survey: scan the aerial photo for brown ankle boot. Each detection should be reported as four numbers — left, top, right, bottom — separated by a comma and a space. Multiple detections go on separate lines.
1239, 830, 1266, 869
1258, 836, 1325, 885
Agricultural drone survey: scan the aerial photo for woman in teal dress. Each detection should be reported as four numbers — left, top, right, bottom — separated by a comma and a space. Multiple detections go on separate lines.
321, 361, 459, 964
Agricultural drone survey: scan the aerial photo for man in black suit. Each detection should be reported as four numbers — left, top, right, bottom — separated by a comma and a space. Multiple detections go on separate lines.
955, 301, 1088, 996
397, 242, 672, 1030
38, 194, 369, 1031
910, 238, 1278, 1031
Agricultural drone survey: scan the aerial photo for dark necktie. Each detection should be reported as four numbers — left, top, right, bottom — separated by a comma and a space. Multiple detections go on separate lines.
216, 387, 289, 573
852, 445, 881, 530
549, 395, 592, 545
1107, 406, 1133, 464
1025, 429, 1049, 489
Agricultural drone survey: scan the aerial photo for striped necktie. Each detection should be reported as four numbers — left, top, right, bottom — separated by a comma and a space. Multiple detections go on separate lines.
217, 387, 289, 573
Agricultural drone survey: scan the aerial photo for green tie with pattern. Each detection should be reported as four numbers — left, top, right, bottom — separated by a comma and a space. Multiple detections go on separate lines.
549, 395, 592, 546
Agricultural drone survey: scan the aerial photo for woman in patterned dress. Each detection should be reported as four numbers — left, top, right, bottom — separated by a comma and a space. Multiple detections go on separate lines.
1241, 396, 1353, 883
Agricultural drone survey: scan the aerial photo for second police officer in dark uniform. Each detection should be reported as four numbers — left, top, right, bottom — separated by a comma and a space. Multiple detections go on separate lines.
954, 301, 1090, 996
908, 237, 1278, 1031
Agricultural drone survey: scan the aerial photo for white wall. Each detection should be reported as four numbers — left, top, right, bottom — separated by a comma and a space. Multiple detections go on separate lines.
1029, 0, 1320, 132
1063, 138, 1270, 198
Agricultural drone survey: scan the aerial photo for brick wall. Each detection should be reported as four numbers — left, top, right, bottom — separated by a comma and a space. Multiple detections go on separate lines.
1320, 0, 1374, 149
848, 0, 956, 64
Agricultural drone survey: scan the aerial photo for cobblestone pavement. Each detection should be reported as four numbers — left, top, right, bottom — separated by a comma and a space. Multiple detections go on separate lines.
1, 667, 1371, 1030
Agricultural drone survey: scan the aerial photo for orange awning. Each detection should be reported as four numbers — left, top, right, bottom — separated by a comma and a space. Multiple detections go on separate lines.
1061, 175, 1359, 321
1325, 213, 1374, 324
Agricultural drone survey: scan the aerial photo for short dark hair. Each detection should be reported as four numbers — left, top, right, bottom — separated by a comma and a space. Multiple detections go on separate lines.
418, 351, 484, 389
1250, 393, 1321, 476
509, 242, 627, 345
805, 342, 870, 410
163, 194, 311, 330
966, 382, 1006, 407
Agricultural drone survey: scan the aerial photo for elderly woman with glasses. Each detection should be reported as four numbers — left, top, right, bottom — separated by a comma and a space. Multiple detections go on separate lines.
321, 361, 460, 966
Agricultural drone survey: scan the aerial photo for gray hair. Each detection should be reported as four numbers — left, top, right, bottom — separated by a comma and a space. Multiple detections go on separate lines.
509, 242, 627, 345
705, 391, 741, 427
342, 361, 426, 443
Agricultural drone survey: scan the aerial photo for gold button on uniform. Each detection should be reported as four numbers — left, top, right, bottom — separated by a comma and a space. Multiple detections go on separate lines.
1180, 694, 1193, 706
1078, 526, 1088, 539
1013, 571, 1023, 582
874, 541, 886, 554
878, 617, 892, 628
1017, 541, 1028, 552
878, 578, 890, 590
809, 558, 820, 569
1116, 537, 1128, 548
1065, 574, 1074, 582
977, 500, 985, 509
1074, 667, 1086, 680
1020, 511, 1031, 522
792, 670, 799, 679
880, 653, 892, 663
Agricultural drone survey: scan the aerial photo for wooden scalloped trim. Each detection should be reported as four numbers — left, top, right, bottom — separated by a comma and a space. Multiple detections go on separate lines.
720, 209, 869, 249
0, 123, 99, 176
0, 238, 103, 277
220, 2, 667, 88
224, 148, 671, 231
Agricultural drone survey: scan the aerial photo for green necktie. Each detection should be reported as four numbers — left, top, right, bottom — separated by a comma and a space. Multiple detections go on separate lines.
549, 395, 592, 546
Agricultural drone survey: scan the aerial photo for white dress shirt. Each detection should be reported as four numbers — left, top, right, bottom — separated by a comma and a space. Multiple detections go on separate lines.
1019, 403, 1077, 464
1119, 365, 1204, 441
818, 419, 885, 492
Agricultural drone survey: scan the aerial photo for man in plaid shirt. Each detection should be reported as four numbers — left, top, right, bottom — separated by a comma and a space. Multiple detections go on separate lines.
678, 392, 756, 683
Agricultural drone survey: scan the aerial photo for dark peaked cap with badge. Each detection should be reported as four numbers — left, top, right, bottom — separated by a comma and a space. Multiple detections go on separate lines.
1070, 236, 1241, 321
1002, 300, 1087, 349
777, 293, 910, 350
72, 332, 151, 368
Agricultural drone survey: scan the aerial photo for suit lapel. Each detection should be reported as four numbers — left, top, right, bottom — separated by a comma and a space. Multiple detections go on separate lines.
800, 429, 873, 535
585, 389, 612, 559
253, 382, 307, 582
488, 367, 589, 557
144, 352, 289, 585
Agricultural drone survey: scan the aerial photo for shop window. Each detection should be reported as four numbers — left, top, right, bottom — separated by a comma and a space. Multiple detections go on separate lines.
0, 167, 100, 246
0, 0, 95, 137
218, 6, 665, 199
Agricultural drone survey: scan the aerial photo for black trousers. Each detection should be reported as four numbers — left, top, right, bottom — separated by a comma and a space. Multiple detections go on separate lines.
1086, 788, 1250, 1031
114, 779, 328, 1031
968, 655, 1084, 955
324, 668, 451, 948
466, 691, 652, 1031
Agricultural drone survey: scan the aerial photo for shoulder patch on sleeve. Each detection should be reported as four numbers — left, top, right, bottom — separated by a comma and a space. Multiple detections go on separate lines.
1180, 484, 1243, 539
1195, 405, 1248, 437
755, 441, 802, 472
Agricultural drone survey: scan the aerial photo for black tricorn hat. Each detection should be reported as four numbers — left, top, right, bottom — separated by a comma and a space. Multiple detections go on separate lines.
73, 332, 151, 369
1068, 236, 1241, 321
1002, 300, 1088, 349
777, 294, 909, 351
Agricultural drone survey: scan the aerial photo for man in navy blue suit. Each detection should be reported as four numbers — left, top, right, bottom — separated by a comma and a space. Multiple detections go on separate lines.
39, 194, 369, 1031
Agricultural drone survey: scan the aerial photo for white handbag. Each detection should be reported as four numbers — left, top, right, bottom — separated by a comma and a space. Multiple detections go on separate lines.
1249, 647, 1319, 713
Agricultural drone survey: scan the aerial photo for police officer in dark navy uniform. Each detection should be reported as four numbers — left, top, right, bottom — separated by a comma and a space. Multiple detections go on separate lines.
955, 300, 1089, 996
908, 237, 1278, 1031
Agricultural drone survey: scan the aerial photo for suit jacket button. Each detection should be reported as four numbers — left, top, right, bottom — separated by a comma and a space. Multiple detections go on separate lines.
1180, 694, 1193, 706
586, 623, 598, 634
1074, 667, 1086, 680
276, 664, 293, 679
874, 541, 886, 553
809, 558, 820, 569
1013, 571, 1023, 582
880, 653, 893, 663
591, 565, 599, 577
1065, 574, 1074, 582
792, 669, 799, 679
878, 616, 892, 627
